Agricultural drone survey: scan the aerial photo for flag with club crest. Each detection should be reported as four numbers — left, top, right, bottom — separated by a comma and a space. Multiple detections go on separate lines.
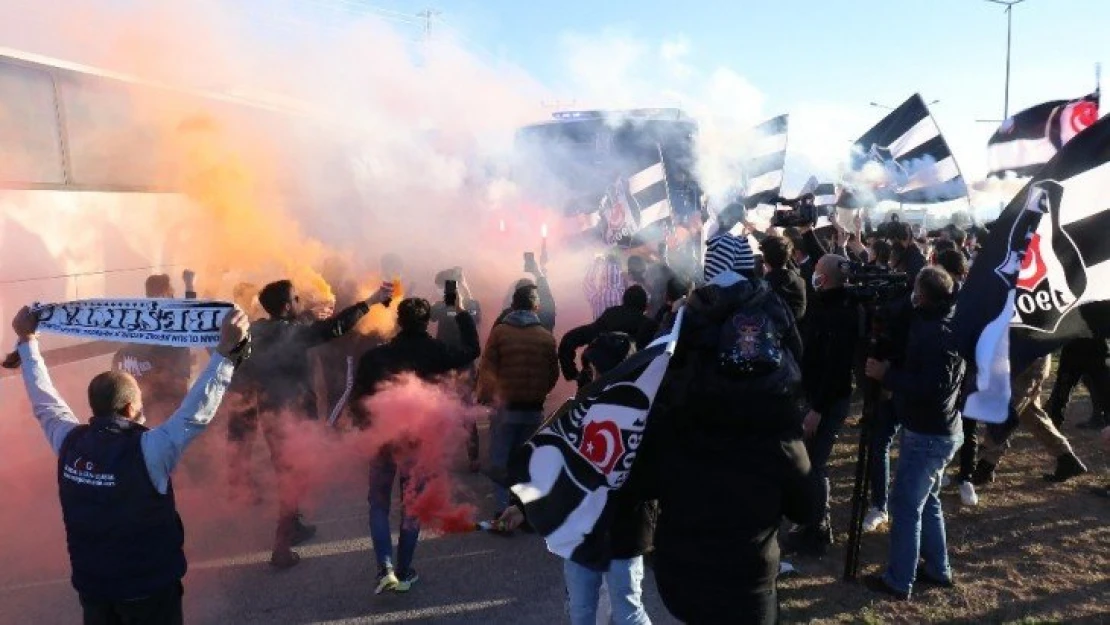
987, 92, 1100, 178
510, 308, 684, 567
953, 114, 1110, 423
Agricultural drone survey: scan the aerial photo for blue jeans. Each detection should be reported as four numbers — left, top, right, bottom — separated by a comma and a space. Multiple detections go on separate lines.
490, 413, 539, 510
368, 452, 420, 573
868, 399, 901, 513
564, 558, 651, 625
805, 397, 852, 520
884, 429, 962, 596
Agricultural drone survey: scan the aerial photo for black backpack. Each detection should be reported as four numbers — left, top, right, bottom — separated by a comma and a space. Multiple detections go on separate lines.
717, 305, 785, 377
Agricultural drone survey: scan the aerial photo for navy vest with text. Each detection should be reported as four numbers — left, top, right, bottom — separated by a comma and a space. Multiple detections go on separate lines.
57, 416, 186, 600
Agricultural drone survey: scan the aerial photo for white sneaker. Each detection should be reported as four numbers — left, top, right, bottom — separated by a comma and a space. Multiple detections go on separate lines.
862, 508, 888, 533
959, 480, 979, 506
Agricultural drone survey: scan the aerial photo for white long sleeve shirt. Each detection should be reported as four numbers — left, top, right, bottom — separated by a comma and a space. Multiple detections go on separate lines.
18, 340, 235, 495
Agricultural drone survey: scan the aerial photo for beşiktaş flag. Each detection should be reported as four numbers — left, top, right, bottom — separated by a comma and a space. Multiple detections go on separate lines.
627, 152, 672, 230
743, 114, 789, 209
510, 308, 684, 567
799, 176, 839, 228
987, 92, 1100, 178
599, 178, 637, 244
953, 114, 1110, 423
846, 94, 967, 204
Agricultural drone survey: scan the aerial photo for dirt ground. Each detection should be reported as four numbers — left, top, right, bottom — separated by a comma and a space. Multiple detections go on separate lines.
777, 396, 1110, 625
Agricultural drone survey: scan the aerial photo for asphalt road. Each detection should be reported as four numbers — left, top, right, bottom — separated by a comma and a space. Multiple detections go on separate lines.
0, 358, 680, 624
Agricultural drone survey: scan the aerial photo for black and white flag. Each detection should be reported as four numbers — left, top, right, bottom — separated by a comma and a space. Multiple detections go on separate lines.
599, 178, 638, 244
846, 94, 967, 204
987, 92, 1100, 178
628, 153, 672, 230
743, 114, 789, 209
953, 114, 1110, 423
510, 308, 684, 566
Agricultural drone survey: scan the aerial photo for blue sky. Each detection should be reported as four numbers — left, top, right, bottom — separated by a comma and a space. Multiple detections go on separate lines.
349, 0, 1108, 185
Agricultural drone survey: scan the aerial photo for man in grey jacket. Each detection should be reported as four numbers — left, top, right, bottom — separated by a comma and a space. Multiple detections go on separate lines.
13, 305, 249, 625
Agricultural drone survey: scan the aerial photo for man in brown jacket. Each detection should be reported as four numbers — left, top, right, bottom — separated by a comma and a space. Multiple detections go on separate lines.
479, 284, 559, 514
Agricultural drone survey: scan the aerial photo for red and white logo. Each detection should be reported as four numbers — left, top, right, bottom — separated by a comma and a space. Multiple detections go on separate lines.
1017, 232, 1047, 290
1060, 100, 1098, 144
578, 420, 625, 475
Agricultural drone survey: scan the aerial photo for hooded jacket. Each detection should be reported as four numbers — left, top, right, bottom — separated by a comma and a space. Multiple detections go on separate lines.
631, 274, 819, 622
478, 310, 559, 411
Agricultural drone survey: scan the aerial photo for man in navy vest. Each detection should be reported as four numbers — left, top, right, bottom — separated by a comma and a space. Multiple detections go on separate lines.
12, 305, 249, 625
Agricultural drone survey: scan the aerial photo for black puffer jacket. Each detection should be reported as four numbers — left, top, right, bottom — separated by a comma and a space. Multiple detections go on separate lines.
632, 278, 819, 622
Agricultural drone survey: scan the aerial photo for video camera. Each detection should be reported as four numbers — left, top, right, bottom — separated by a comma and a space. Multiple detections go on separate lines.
838, 261, 910, 303
770, 193, 818, 228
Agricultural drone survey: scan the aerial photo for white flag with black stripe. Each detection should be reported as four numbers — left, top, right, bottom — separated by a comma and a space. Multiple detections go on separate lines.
847, 94, 967, 204
510, 308, 684, 567
954, 114, 1110, 422
628, 154, 672, 229
987, 92, 1099, 178
743, 114, 788, 209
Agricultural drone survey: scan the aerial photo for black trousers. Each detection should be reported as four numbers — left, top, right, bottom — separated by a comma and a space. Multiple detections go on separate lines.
1046, 339, 1110, 422
80, 582, 183, 625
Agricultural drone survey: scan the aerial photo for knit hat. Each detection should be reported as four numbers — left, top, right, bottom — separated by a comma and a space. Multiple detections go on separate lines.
583, 332, 636, 376
704, 233, 755, 282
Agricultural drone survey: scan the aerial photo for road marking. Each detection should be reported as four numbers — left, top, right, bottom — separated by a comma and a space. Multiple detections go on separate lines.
311, 598, 516, 624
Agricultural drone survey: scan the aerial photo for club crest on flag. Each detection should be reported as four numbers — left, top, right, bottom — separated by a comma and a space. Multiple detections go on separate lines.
993, 181, 1054, 284
1005, 180, 1087, 333
578, 419, 626, 475
1059, 100, 1099, 146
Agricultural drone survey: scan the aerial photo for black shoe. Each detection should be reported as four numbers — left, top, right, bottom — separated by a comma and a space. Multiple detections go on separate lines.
971, 459, 996, 486
1089, 484, 1110, 499
915, 566, 955, 589
270, 550, 301, 570
863, 574, 909, 601
1044, 452, 1088, 483
292, 517, 317, 547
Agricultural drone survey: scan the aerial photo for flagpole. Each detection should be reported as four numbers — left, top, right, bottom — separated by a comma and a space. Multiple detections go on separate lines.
922, 96, 974, 213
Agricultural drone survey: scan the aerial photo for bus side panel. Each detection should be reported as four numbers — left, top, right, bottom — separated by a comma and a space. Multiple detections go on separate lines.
0, 189, 197, 349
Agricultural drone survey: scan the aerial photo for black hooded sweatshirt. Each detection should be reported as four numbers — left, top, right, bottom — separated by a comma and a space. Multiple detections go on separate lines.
630, 277, 820, 623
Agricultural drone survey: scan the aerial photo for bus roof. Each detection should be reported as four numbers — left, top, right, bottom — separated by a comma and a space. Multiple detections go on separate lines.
0, 46, 316, 118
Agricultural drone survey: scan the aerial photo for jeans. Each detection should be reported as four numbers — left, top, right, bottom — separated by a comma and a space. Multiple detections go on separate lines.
368, 452, 421, 573
868, 399, 900, 513
805, 397, 852, 522
490, 412, 540, 510
884, 429, 962, 596
564, 558, 651, 625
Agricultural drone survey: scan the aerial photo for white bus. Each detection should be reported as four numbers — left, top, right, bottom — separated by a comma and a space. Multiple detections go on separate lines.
0, 48, 352, 367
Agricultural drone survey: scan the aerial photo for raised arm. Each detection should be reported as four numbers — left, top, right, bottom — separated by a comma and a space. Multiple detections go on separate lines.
14, 310, 79, 455
308, 283, 394, 345
141, 308, 249, 494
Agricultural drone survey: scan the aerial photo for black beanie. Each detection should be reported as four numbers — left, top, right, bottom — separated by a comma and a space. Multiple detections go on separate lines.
583, 332, 636, 375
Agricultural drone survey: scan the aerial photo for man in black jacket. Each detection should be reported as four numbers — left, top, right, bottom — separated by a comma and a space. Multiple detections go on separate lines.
863, 266, 965, 600
760, 235, 806, 322
499, 331, 656, 624
787, 253, 861, 556
232, 279, 391, 569
893, 222, 927, 284
557, 285, 659, 384
350, 297, 480, 594
632, 234, 818, 624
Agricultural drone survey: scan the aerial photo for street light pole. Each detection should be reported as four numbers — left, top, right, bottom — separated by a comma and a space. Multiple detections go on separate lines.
986, 0, 1027, 120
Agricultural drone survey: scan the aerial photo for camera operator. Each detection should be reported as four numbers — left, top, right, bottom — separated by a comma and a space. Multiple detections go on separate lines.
862, 266, 965, 600
785, 254, 861, 556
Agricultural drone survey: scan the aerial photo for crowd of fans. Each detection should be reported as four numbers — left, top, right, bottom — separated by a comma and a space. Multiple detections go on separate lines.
11, 208, 1110, 625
